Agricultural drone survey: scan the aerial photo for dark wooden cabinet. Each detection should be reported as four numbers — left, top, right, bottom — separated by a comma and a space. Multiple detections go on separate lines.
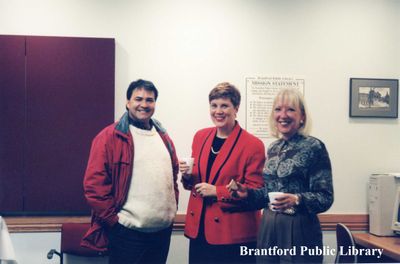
0, 35, 115, 215
0, 36, 26, 213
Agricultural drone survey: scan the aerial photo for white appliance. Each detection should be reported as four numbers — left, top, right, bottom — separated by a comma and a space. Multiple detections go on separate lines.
368, 173, 400, 236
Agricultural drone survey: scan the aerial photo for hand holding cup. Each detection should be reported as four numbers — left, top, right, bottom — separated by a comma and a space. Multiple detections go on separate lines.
268, 192, 284, 211
179, 158, 194, 178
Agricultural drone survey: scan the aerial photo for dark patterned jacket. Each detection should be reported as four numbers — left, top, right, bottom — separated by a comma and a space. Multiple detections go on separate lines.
247, 133, 334, 214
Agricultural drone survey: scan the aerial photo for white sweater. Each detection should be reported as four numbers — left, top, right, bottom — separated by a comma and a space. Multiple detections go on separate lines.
118, 125, 177, 232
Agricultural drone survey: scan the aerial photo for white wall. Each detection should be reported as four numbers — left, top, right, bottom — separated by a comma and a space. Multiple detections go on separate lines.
1, 0, 399, 214
2, 0, 399, 263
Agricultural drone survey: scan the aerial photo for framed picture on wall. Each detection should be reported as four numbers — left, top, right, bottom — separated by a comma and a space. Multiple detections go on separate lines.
349, 78, 398, 118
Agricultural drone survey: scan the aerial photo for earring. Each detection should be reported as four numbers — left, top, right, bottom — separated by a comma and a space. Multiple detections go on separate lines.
300, 120, 304, 124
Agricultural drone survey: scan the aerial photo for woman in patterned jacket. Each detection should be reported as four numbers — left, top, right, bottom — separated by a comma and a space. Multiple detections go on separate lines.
229, 88, 334, 263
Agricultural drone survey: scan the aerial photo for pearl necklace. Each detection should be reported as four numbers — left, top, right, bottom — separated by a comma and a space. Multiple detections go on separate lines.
211, 146, 220, 155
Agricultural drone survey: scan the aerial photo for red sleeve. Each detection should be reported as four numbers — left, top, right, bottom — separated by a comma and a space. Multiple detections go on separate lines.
83, 130, 118, 227
216, 137, 265, 207
168, 136, 180, 206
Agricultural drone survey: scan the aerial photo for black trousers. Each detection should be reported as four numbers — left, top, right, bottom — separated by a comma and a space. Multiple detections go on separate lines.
108, 223, 173, 264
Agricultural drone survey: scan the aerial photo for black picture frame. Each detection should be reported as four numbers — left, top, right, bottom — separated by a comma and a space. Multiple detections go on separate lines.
349, 78, 398, 118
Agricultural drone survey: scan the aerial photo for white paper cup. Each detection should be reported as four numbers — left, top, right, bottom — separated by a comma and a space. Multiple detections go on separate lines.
268, 192, 284, 211
181, 157, 194, 174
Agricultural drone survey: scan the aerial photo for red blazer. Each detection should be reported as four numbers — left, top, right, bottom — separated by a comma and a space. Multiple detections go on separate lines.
184, 123, 265, 245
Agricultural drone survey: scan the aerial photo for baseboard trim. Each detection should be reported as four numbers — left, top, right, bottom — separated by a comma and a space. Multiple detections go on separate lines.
4, 213, 368, 233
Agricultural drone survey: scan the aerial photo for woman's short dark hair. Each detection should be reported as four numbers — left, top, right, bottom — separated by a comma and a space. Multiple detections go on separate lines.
208, 82, 241, 108
126, 79, 158, 101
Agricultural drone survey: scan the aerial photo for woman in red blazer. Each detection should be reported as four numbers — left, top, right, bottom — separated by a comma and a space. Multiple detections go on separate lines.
180, 82, 265, 264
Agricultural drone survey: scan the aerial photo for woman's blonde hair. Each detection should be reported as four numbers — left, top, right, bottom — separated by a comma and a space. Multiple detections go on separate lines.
269, 88, 312, 138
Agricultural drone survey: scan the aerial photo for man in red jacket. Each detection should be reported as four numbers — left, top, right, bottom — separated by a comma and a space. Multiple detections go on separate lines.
81, 79, 179, 264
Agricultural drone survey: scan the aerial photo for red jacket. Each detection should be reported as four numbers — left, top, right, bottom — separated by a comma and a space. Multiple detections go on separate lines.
183, 123, 265, 245
81, 112, 179, 252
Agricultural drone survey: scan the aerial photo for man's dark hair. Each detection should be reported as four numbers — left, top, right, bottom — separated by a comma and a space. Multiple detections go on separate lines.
126, 79, 158, 101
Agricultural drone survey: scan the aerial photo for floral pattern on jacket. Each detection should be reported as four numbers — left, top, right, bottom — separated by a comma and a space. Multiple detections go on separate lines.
248, 133, 334, 214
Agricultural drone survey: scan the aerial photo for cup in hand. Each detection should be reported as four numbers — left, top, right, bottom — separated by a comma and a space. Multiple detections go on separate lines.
181, 157, 194, 174
268, 192, 284, 211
